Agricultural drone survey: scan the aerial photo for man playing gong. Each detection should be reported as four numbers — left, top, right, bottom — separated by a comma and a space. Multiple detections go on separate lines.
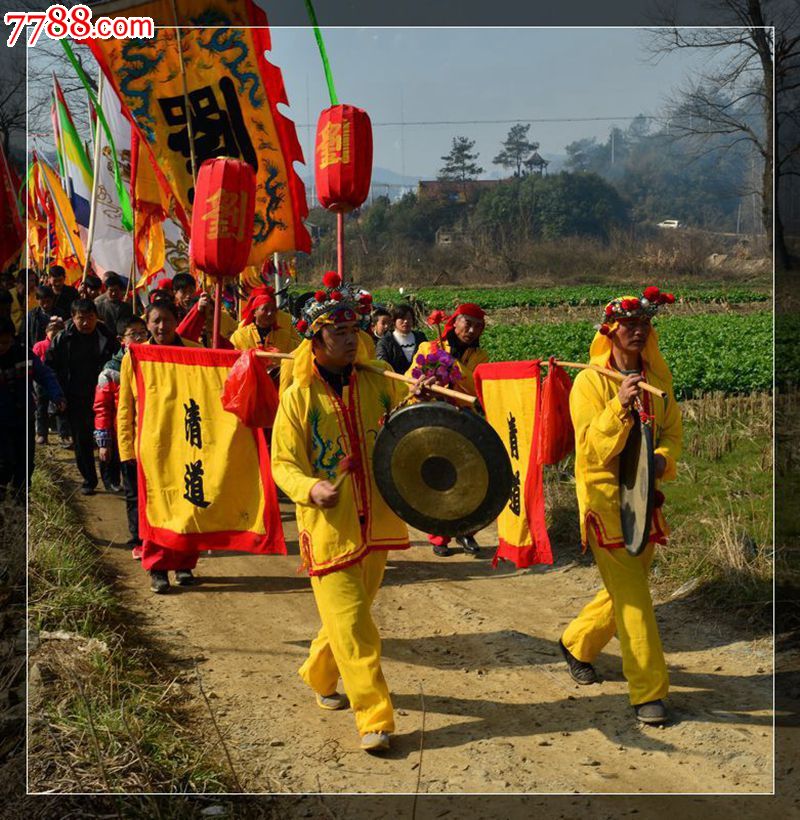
559, 287, 682, 725
271, 272, 431, 753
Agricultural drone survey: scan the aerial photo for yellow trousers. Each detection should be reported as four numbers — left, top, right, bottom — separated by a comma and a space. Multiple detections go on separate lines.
561, 537, 668, 705
299, 550, 394, 735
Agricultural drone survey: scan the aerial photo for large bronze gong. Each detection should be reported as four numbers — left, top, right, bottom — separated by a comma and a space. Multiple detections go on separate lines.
373, 402, 513, 536
619, 415, 655, 556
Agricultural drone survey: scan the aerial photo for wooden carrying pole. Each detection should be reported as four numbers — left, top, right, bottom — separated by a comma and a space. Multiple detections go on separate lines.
254, 350, 477, 406
553, 360, 666, 399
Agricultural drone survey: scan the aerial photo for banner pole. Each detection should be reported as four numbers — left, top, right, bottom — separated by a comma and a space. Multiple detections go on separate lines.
82, 73, 104, 282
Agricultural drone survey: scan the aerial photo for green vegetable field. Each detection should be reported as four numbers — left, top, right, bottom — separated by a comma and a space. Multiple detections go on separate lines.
370, 284, 770, 311
481, 312, 773, 398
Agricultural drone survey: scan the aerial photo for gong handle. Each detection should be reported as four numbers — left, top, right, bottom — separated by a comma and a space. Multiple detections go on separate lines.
253, 351, 478, 405
554, 361, 667, 399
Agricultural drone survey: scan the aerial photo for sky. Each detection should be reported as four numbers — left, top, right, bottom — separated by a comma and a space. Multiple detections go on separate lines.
264, 27, 731, 180
28, 26, 734, 182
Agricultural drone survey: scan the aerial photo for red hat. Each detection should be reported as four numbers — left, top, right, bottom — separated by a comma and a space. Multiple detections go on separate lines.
441, 303, 486, 340
241, 286, 277, 326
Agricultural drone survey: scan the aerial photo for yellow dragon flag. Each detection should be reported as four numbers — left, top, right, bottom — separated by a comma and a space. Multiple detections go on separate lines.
474, 361, 553, 569
85, 0, 310, 267
128, 344, 285, 554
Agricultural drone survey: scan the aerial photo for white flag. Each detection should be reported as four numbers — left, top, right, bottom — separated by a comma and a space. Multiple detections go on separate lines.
90, 80, 132, 280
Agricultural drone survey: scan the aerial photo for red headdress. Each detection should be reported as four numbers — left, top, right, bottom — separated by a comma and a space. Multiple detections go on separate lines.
241, 286, 277, 326
441, 303, 486, 340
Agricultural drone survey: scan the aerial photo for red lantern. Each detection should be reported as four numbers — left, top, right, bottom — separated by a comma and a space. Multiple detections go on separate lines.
315, 105, 373, 212
190, 157, 256, 279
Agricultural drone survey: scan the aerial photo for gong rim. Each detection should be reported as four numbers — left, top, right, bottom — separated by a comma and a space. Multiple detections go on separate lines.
619, 418, 655, 556
373, 402, 513, 536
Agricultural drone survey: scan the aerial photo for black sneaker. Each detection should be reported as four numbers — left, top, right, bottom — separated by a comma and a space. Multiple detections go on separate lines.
80, 485, 96, 496
104, 483, 122, 493
558, 639, 600, 685
150, 571, 170, 594
174, 569, 195, 586
456, 536, 481, 555
634, 700, 668, 725
433, 544, 452, 557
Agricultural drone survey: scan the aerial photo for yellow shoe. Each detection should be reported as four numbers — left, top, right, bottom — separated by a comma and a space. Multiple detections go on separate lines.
316, 692, 349, 711
360, 731, 390, 753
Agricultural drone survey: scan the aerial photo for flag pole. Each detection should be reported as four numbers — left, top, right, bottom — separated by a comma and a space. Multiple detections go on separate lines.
82, 73, 104, 283
169, 1, 198, 184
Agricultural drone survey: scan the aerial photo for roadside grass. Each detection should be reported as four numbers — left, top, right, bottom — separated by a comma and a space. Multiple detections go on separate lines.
652, 392, 772, 616
27, 458, 232, 794
543, 392, 772, 621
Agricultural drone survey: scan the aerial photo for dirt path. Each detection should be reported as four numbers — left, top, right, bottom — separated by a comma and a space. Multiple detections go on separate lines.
49, 446, 774, 795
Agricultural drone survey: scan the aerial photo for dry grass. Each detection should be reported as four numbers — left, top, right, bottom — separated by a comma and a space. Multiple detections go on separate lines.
27, 458, 234, 794
299, 229, 772, 290
657, 391, 772, 617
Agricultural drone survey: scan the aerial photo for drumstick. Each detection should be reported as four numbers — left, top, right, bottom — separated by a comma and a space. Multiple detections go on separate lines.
553, 360, 667, 399
253, 351, 478, 406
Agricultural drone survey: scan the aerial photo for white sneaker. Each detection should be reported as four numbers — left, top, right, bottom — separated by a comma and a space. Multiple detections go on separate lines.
360, 731, 390, 752
316, 692, 349, 711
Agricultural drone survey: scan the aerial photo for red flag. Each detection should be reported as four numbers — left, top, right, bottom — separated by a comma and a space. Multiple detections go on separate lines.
0, 143, 24, 270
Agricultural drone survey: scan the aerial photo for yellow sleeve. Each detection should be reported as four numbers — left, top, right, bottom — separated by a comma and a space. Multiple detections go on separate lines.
569, 371, 634, 466
270, 388, 320, 505
654, 386, 682, 481
230, 326, 254, 350
116, 353, 137, 462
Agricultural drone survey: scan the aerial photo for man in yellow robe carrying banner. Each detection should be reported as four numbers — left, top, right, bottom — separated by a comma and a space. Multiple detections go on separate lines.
271, 272, 432, 754
559, 287, 682, 726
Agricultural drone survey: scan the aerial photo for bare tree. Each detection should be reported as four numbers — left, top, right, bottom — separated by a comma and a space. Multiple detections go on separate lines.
649, 0, 800, 270
0, 49, 27, 160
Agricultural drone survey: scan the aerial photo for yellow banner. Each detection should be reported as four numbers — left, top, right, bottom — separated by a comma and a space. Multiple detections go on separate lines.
474, 361, 552, 568
130, 344, 285, 554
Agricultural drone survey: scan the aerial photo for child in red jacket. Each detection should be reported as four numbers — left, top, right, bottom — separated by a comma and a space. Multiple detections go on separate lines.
94, 316, 148, 557
32, 318, 66, 445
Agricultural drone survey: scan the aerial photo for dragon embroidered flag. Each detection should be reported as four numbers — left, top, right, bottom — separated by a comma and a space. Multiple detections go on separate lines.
474, 361, 553, 569
128, 344, 286, 555
85, 0, 310, 265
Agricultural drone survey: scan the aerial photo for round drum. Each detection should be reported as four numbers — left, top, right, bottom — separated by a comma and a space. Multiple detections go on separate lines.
373, 402, 513, 536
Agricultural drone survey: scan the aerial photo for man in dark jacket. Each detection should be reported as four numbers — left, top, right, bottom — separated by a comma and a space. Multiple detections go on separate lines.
49, 265, 81, 321
94, 272, 133, 331
47, 299, 118, 494
27, 286, 56, 345
0, 318, 65, 500
375, 304, 427, 374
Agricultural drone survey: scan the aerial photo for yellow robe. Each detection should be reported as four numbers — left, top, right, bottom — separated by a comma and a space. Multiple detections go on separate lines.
270, 352, 410, 576
409, 338, 489, 397
117, 337, 203, 463
562, 329, 681, 706
569, 349, 682, 549
229, 309, 300, 353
